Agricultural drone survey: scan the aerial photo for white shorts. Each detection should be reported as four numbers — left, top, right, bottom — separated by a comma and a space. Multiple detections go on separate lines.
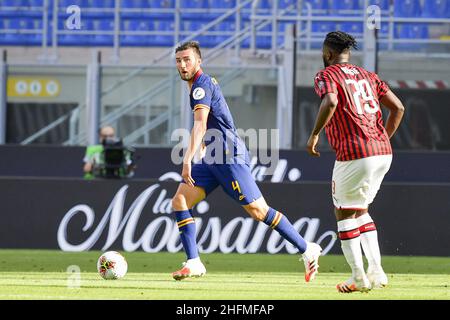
332, 155, 392, 210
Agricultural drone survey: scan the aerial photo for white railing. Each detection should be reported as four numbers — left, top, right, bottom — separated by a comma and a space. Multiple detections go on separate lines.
1, 0, 449, 61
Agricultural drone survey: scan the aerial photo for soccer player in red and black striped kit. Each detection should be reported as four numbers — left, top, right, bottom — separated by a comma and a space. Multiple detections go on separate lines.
307, 31, 405, 293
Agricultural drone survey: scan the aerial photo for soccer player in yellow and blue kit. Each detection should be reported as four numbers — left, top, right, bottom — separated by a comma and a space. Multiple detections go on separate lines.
171, 41, 322, 282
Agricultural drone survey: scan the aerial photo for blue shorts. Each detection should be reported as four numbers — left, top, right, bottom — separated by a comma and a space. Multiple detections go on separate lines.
188, 163, 262, 205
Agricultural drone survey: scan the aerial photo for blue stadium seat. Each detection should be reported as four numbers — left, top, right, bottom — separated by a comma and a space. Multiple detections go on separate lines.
14, 1, 41, 17
311, 21, 334, 49
1, 19, 26, 45
368, 0, 390, 11
256, 23, 272, 49
121, 0, 149, 19
339, 22, 363, 35
330, 0, 360, 12
33, 18, 52, 45
121, 19, 153, 46
122, 0, 149, 7
209, 0, 235, 19
302, 0, 329, 15
188, 21, 215, 48
396, 23, 429, 39
26, 18, 42, 45
395, 23, 428, 51
238, 0, 271, 15
216, 0, 235, 9
394, 0, 421, 17
258, 0, 272, 10
29, 0, 44, 6
94, 19, 114, 46
422, 0, 448, 18
0, 0, 24, 18
179, 19, 189, 41
180, 0, 207, 7
26, 18, 43, 45
153, 20, 174, 46
376, 22, 389, 50
60, 18, 94, 46
0, 20, 14, 45
180, 0, 209, 19
150, 0, 174, 8
92, 0, 115, 7
279, 0, 295, 9
214, 21, 235, 45
1, 0, 23, 6
148, 0, 174, 20
312, 21, 335, 33
59, 0, 89, 7
0, 20, 5, 44
278, 0, 297, 16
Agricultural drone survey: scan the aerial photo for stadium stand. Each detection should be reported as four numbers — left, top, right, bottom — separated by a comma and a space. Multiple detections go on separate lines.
394, 0, 421, 17
421, 0, 449, 18
0, 0, 449, 51
368, 0, 389, 10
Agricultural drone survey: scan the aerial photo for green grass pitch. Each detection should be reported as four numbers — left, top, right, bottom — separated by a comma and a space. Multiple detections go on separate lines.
0, 249, 448, 300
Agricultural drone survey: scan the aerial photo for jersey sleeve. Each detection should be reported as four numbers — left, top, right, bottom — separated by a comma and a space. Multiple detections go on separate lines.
372, 73, 390, 100
314, 71, 337, 99
190, 82, 212, 112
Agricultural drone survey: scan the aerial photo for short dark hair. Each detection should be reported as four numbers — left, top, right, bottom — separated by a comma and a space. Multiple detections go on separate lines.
175, 41, 202, 59
324, 31, 358, 54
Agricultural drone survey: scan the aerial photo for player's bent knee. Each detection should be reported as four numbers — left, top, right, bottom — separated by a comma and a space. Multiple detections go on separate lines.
253, 211, 267, 222
244, 204, 268, 222
171, 194, 187, 211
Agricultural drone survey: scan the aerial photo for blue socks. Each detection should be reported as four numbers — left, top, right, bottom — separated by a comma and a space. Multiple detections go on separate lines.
176, 207, 307, 257
175, 210, 199, 260
263, 207, 308, 253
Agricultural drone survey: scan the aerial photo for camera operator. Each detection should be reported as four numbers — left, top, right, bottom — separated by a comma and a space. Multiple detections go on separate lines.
83, 126, 135, 179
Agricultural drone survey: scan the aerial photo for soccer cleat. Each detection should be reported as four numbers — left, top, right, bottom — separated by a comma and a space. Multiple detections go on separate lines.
367, 267, 388, 288
336, 276, 372, 293
301, 242, 322, 282
172, 260, 206, 281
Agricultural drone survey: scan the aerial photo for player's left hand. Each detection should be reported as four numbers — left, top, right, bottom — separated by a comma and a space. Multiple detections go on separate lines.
307, 134, 321, 157
182, 162, 195, 187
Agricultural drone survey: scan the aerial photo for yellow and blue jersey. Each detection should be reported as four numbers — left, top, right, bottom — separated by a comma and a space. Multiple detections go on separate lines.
186, 70, 261, 205
190, 70, 249, 165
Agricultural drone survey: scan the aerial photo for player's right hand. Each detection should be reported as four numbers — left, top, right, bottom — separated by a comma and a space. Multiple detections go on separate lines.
307, 134, 321, 157
182, 162, 195, 187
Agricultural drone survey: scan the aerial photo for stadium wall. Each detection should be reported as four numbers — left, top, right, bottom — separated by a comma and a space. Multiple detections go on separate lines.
1, 145, 450, 183
0, 178, 448, 256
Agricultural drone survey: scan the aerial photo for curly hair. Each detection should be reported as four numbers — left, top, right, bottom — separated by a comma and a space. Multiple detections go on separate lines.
324, 31, 358, 53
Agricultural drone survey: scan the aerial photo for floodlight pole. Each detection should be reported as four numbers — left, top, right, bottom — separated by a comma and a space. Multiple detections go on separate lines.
363, 0, 379, 73
86, 50, 102, 145
276, 25, 295, 149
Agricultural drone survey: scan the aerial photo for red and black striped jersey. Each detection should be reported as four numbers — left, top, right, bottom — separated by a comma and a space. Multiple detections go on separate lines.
314, 63, 392, 161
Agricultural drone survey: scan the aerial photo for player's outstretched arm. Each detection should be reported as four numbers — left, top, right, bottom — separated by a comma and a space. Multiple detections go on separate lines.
307, 93, 339, 157
380, 90, 405, 138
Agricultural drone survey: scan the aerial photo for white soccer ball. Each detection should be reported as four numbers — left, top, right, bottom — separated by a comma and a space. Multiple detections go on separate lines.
97, 251, 128, 280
